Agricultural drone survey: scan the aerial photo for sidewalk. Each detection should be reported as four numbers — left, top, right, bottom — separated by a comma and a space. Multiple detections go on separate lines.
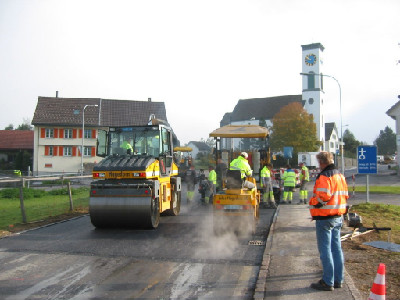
254, 205, 362, 300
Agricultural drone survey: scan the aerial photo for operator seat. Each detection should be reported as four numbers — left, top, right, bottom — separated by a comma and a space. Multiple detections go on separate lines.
225, 170, 242, 189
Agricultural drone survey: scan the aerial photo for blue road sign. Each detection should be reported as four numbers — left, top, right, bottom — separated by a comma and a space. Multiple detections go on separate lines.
357, 146, 377, 174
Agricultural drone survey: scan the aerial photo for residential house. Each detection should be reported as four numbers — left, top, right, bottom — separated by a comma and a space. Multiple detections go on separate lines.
0, 130, 34, 174
31, 97, 169, 175
187, 141, 211, 160
386, 98, 400, 170
324, 122, 339, 154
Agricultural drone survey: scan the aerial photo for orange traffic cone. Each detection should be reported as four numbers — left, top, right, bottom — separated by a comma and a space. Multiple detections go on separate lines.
368, 263, 386, 300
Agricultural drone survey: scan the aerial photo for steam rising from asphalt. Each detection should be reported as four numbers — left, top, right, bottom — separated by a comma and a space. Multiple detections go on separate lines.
194, 213, 253, 260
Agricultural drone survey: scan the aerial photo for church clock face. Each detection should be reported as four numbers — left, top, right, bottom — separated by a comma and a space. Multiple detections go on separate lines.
305, 53, 317, 66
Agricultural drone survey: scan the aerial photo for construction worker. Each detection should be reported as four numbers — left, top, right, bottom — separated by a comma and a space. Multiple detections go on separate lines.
230, 152, 252, 178
230, 152, 254, 189
298, 162, 310, 204
121, 137, 133, 154
208, 165, 217, 203
309, 151, 348, 291
282, 164, 296, 204
185, 165, 197, 203
260, 163, 276, 208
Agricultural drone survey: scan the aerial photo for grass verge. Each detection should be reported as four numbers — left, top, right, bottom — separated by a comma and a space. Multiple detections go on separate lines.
353, 185, 400, 194
350, 202, 400, 243
0, 187, 90, 231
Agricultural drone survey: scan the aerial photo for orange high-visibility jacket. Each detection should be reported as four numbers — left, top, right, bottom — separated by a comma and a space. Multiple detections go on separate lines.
309, 164, 348, 218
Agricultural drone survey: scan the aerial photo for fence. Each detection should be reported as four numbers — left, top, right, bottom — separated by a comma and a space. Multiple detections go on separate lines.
0, 175, 92, 227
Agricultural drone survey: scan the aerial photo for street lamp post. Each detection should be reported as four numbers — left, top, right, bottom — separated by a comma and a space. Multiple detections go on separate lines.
300, 72, 345, 175
81, 104, 98, 176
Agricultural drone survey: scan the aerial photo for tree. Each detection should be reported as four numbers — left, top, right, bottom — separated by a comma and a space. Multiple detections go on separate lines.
374, 126, 396, 155
4, 124, 14, 130
270, 102, 321, 155
16, 118, 33, 130
343, 129, 361, 158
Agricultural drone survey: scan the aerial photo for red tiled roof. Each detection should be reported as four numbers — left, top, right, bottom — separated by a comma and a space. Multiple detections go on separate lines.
0, 130, 34, 150
31, 97, 168, 127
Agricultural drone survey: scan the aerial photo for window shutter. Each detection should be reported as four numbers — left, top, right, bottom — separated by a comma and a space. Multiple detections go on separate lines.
91, 147, 96, 157
59, 146, 63, 156
72, 146, 77, 156
73, 129, 77, 139
79, 129, 83, 139
92, 129, 97, 139
54, 146, 58, 156
59, 128, 64, 138
54, 128, 58, 138
41, 128, 45, 138
45, 146, 49, 156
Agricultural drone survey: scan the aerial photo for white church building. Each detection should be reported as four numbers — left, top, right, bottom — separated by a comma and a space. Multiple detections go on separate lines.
219, 42, 340, 156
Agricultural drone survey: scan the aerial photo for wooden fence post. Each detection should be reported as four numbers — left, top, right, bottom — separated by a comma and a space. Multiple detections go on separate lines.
19, 178, 27, 223
68, 182, 73, 211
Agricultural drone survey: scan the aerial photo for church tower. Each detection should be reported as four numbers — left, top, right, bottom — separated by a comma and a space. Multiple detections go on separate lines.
301, 43, 325, 147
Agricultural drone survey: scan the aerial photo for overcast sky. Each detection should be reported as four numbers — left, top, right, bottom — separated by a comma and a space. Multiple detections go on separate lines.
0, 0, 399, 145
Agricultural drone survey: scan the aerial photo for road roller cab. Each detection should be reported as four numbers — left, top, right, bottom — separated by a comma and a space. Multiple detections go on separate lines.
89, 117, 181, 229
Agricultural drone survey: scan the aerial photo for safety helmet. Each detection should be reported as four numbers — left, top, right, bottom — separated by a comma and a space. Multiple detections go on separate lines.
241, 152, 248, 159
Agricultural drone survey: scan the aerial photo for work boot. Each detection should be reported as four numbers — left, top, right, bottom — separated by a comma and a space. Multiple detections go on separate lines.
310, 279, 334, 291
304, 199, 307, 204
334, 282, 342, 288
269, 202, 277, 209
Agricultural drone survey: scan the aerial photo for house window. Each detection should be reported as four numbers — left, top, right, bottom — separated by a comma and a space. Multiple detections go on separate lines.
64, 129, 73, 139
49, 146, 54, 156
63, 146, 72, 156
84, 129, 92, 139
45, 128, 54, 138
330, 141, 334, 148
84, 146, 91, 156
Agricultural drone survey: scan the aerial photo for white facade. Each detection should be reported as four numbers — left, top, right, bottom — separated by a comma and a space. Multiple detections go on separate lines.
386, 100, 400, 171
301, 43, 325, 147
33, 126, 103, 175
325, 127, 340, 154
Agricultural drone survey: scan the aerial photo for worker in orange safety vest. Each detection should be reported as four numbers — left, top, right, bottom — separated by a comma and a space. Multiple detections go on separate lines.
309, 151, 349, 291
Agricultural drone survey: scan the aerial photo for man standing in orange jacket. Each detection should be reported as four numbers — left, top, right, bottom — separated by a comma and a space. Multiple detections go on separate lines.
309, 151, 349, 292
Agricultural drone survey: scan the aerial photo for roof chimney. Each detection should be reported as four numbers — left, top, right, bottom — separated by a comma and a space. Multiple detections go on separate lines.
148, 98, 151, 102
56, 91, 59, 98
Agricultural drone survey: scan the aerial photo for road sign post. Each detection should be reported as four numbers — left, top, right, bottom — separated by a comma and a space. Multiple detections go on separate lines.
357, 146, 377, 202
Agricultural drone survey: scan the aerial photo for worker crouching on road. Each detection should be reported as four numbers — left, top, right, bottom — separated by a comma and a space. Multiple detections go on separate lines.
230, 152, 254, 189
260, 163, 276, 208
282, 164, 296, 204
309, 151, 348, 291
298, 162, 310, 204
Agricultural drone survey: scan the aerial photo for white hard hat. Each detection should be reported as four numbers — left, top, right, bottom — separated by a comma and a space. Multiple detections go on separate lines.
241, 152, 248, 159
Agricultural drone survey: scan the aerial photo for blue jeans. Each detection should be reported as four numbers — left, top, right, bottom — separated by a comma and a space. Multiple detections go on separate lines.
315, 217, 344, 286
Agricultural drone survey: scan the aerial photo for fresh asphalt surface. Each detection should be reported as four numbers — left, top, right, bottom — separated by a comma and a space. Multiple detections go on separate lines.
0, 186, 276, 300
0, 165, 398, 299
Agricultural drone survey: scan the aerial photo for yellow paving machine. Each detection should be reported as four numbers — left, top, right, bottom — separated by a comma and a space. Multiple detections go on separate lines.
209, 124, 270, 235
89, 117, 181, 229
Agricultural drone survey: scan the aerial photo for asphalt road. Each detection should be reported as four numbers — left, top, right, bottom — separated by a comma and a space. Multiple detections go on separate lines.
0, 188, 276, 300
